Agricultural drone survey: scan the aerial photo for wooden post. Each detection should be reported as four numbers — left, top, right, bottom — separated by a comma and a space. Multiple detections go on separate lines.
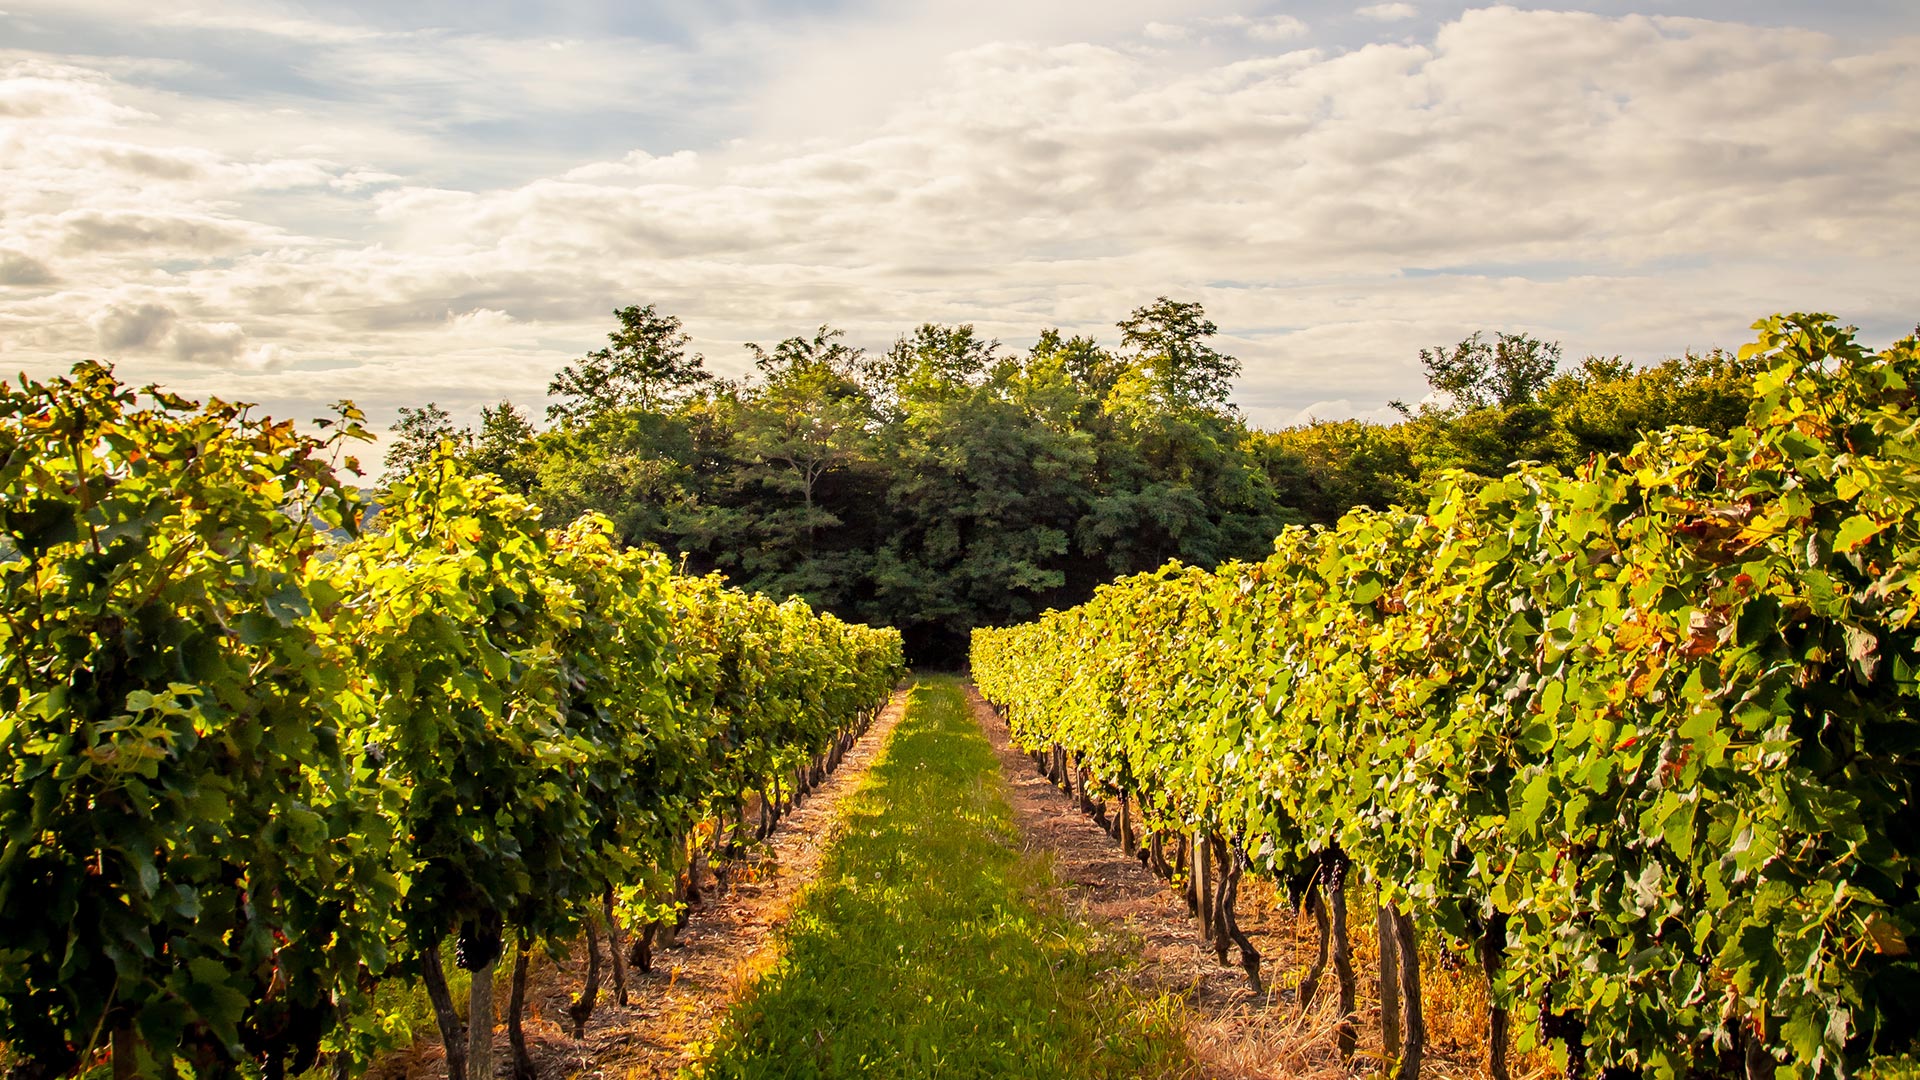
1327, 856, 1357, 1060
420, 942, 468, 1080
467, 955, 496, 1080
1378, 904, 1401, 1061
1390, 908, 1425, 1080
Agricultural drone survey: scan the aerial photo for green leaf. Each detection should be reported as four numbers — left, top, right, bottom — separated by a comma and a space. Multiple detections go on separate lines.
1835, 514, 1886, 552
1512, 771, 1551, 835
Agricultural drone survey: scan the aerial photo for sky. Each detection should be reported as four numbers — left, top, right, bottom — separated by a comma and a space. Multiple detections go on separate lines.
1, 1, 1916, 439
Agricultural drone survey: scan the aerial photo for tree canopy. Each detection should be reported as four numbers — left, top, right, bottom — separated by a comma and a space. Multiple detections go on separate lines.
407, 303, 1763, 664
547, 304, 711, 425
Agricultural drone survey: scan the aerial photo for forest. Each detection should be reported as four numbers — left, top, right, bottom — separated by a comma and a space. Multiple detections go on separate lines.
392, 298, 1763, 664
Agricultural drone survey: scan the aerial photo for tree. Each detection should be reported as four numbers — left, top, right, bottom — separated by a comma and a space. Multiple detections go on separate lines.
384, 402, 462, 479
1029, 328, 1124, 403
1419, 331, 1562, 410
468, 400, 539, 493
873, 323, 999, 390
737, 330, 876, 554
747, 324, 865, 380
548, 305, 710, 425
1117, 297, 1240, 411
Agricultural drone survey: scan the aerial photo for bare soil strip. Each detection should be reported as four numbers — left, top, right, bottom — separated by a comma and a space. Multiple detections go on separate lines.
373, 690, 910, 1080
965, 684, 1510, 1080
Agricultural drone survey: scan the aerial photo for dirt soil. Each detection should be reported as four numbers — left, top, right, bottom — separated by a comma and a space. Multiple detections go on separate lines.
965, 684, 1506, 1080
371, 691, 908, 1080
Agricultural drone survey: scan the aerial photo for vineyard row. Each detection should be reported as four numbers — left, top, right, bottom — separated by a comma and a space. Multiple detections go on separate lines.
972, 315, 1920, 1080
0, 363, 906, 1080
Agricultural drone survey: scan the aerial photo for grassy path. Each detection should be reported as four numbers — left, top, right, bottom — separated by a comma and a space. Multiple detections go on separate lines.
696, 678, 1193, 1079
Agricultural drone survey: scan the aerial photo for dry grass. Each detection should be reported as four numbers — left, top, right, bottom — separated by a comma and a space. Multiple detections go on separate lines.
966, 684, 1559, 1080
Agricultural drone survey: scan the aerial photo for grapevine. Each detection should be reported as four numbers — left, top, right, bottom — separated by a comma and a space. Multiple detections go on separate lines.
973, 315, 1920, 1078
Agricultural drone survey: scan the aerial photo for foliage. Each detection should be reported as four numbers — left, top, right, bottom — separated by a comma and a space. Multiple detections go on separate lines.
467, 402, 537, 493
1416, 330, 1562, 410
547, 304, 711, 426
974, 315, 1920, 1078
383, 402, 462, 478
458, 301, 1293, 663
1117, 296, 1240, 411
433, 303, 1775, 666
0, 366, 385, 1076
0, 367, 903, 1078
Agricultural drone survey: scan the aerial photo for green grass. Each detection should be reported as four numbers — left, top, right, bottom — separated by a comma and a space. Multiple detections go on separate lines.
695, 678, 1193, 1080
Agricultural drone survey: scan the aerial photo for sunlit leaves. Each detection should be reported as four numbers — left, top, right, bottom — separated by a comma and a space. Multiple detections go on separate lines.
975, 316, 1920, 1077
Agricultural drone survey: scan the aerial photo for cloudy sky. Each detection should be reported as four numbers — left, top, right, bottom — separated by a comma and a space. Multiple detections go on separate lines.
1, 1, 1915, 437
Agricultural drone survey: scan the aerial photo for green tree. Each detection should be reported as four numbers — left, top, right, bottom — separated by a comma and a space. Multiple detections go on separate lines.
1417, 331, 1562, 410
874, 375, 1091, 662
869, 324, 999, 405
548, 305, 710, 425
384, 401, 462, 479
1117, 297, 1240, 411
468, 400, 538, 493
738, 328, 876, 555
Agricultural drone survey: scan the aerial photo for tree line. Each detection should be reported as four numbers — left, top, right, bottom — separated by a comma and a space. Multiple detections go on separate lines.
394, 299, 1764, 663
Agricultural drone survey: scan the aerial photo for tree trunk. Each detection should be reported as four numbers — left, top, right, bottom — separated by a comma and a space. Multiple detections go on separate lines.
567, 915, 602, 1038
1390, 907, 1426, 1080
1480, 911, 1509, 1080
1206, 834, 1231, 964
1193, 828, 1214, 943
508, 942, 535, 1080
1743, 1025, 1776, 1080
1149, 831, 1170, 879
684, 838, 705, 911
1378, 904, 1402, 1063
1301, 884, 1331, 1011
629, 921, 657, 974
604, 889, 631, 1008
1215, 837, 1261, 993
111, 1022, 139, 1080
421, 942, 468, 1080
1327, 856, 1358, 1060
467, 955, 497, 1080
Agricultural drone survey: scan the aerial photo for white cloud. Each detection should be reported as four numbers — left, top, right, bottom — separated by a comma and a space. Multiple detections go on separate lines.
0, 248, 55, 285
0, 6, 1915, 438
1144, 13, 1308, 45
1357, 3, 1419, 22
1245, 15, 1311, 41
90, 301, 175, 350
1272, 398, 1410, 428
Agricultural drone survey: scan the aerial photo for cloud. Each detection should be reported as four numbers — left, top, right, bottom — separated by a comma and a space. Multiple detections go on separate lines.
0, 249, 56, 285
167, 319, 248, 364
0, 58, 145, 122
1356, 3, 1419, 22
1245, 15, 1310, 41
90, 300, 176, 350
1143, 14, 1308, 44
0, 5, 1915, 437
84, 297, 269, 367
58, 209, 263, 254
1273, 398, 1410, 427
